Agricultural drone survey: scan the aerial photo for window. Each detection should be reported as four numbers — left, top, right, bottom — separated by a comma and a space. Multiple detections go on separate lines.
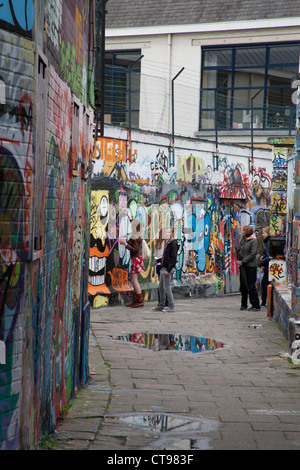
104, 50, 142, 128
200, 42, 300, 131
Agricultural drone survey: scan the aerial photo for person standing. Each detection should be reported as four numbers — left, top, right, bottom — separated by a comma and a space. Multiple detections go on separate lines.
153, 226, 178, 313
120, 218, 144, 308
237, 225, 261, 311
153, 228, 169, 307
260, 226, 271, 308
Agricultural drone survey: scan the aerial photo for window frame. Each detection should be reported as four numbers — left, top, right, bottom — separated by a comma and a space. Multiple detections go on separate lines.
200, 41, 300, 132
104, 49, 142, 128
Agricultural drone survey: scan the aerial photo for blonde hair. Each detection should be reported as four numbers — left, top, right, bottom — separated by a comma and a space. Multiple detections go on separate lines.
155, 228, 164, 249
262, 226, 270, 236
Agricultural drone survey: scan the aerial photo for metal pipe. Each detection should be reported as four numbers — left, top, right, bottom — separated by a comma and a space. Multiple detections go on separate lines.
251, 88, 263, 167
214, 78, 227, 155
171, 67, 184, 166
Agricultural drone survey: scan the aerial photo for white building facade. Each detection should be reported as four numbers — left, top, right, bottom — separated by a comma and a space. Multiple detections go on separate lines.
105, 13, 300, 147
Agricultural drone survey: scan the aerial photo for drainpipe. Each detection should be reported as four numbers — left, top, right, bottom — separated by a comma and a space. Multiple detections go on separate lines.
167, 34, 172, 135
171, 67, 184, 166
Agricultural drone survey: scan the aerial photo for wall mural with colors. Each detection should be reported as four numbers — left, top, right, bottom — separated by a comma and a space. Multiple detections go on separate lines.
0, 0, 94, 450
90, 130, 274, 308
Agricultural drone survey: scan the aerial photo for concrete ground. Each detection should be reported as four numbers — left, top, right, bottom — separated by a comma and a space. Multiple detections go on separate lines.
51, 295, 300, 451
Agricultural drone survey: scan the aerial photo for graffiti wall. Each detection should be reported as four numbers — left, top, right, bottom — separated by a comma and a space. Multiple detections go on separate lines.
0, 1, 94, 450
90, 128, 273, 306
0, 26, 34, 450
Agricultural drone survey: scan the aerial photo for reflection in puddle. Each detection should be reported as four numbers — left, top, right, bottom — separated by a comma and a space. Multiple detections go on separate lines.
114, 333, 224, 353
105, 413, 220, 450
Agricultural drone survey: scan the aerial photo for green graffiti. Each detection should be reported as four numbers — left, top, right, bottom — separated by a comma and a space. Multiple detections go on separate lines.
61, 40, 86, 103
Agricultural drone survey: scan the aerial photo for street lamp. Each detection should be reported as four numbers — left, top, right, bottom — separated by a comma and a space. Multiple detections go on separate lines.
214, 79, 227, 172
250, 88, 263, 173
171, 67, 184, 167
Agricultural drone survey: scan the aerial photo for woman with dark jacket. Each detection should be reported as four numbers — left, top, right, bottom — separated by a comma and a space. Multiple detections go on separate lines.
237, 225, 260, 311
260, 227, 271, 308
153, 227, 178, 313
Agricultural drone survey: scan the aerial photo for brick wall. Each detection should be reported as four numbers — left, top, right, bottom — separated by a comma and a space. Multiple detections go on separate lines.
0, 1, 95, 449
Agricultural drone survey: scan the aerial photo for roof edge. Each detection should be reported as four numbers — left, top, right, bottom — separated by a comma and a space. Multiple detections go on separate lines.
106, 16, 300, 37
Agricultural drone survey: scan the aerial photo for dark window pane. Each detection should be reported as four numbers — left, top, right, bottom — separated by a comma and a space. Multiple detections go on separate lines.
200, 42, 299, 131
203, 49, 232, 68
232, 108, 264, 129
268, 80, 293, 107
269, 45, 300, 65
267, 106, 294, 128
268, 63, 298, 76
200, 109, 215, 129
235, 48, 266, 67
201, 89, 215, 109
234, 69, 265, 90
104, 50, 141, 128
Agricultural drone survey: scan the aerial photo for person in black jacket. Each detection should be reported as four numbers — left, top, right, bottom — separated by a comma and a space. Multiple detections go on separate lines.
260, 226, 271, 308
237, 225, 260, 311
153, 226, 178, 312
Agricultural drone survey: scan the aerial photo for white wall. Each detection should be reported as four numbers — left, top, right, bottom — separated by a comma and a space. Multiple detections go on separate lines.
106, 18, 300, 143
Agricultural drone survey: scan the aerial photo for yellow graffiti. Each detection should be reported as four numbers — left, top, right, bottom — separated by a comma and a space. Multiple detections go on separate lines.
177, 154, 205, 184
90, 190, 109, 243
93, 295, 109, 308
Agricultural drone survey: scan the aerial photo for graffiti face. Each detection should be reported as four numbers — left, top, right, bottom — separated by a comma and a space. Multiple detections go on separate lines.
89, 190, 110, 296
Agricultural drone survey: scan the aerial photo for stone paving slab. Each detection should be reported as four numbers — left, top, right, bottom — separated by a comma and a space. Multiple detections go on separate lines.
51, 295, 300, 451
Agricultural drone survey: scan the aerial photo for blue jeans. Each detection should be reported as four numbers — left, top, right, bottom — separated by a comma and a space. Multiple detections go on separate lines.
158, 267, 174, 309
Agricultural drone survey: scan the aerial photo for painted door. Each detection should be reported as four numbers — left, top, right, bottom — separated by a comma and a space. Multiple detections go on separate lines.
220, 200, 241, 294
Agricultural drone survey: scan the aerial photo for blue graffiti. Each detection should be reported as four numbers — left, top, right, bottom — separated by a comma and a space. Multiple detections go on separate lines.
0, 0, 34, 35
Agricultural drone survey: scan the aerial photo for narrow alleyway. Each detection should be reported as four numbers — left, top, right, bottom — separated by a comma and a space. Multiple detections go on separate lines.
53, 295, 300, 451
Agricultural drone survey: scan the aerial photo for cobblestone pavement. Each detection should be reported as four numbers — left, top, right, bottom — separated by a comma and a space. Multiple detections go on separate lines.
52, 295, 300, 451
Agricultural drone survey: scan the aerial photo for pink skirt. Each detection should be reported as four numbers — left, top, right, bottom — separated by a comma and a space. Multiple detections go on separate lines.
130, 256, 144, 274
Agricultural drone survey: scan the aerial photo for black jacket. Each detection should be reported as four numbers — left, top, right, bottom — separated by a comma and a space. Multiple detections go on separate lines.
162, 239, 179, 273
237, 236, 258, 268
261, 236, 271, 267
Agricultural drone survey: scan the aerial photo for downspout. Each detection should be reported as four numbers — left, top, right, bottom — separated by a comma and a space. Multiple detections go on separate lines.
168, 33, 172, 135
168, 33, 172, 160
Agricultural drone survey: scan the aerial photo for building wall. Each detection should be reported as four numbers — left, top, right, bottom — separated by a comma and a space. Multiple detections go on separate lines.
0, 0, 94, 450
106, 21, 300, 145
90, 126, 273, 307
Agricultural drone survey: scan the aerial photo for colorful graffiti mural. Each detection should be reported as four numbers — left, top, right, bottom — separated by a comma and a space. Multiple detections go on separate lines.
90, 135, 273, 305
0, 27, 34, 449
0, 0, 94, 450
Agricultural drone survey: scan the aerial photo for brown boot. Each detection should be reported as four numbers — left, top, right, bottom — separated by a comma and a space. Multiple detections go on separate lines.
126, 292, 137, 307
131, 293, 144, 308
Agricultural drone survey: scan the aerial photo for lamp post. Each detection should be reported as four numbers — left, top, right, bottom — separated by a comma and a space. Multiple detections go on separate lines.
214, 79, 227, 171
95, 0, 107, 138
171, 67, 184, 166
250, 88, 263, 173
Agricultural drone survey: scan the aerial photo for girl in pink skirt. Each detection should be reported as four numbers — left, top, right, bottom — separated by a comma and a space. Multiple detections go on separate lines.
120, 218, 144, 307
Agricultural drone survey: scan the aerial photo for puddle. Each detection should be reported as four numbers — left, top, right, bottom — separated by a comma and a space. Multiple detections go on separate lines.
102, 413, 220, 450
113, 333, 224, 353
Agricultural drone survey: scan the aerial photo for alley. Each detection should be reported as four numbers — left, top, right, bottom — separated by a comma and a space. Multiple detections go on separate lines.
53, 295, 300, 451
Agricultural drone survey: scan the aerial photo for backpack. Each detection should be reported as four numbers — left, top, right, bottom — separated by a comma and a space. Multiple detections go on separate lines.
142, 239, 151, 260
